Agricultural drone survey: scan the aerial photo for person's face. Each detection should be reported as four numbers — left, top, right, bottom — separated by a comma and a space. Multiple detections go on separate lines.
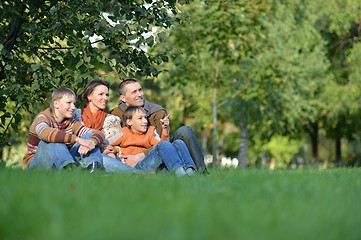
126, 109, 148, 133
88, 84, 109, 111
120, 82, 144, 107
54, 94, 76, 121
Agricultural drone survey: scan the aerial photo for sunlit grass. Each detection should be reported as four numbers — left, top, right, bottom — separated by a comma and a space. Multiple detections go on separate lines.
1, 168, 361, 240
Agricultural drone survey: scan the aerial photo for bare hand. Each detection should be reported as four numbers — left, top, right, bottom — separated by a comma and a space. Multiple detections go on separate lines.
78, 145, 91, 155
160, 113, 171, 136
104, 145, 117, 153
76, 137, 96, 151
106, 152, 117, 159
121, 152, 145, 168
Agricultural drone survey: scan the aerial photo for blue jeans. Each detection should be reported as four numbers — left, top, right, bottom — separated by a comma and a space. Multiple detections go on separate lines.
134, 140, 196, 173
172, 126, 207, 173
102, 154, 142, 174
29, 133, 102, 170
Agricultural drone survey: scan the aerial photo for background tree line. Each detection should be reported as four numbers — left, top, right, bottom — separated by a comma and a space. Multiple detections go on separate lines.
1, 0, 360, 168
150, 0, 361, 168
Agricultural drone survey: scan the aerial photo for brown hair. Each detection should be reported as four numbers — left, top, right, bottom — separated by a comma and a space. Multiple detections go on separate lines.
123, 106, 146, 129
118, 78, 139, 96
50, 87, 76, 112
82, 79, 110, 108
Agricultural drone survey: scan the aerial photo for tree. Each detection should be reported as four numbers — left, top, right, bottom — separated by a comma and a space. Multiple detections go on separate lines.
316, 0, 361, 166
255, 0, 331, 165
153, 0, 270, 167
0, 0, 189, 160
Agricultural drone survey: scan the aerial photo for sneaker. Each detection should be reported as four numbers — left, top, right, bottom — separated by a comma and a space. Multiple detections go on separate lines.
87, 162, 103, 173
174, 167, 187, 176
186, 167, 195, 176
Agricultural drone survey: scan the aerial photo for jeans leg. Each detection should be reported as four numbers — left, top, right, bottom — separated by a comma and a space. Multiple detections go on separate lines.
29, 140, 75, 170
172, 140, 197, 170
172, 126, 207, 172
135, 141, 184, 173
134, 146, 163, 173
102, 154, 142, 174
69, 132, 103, 168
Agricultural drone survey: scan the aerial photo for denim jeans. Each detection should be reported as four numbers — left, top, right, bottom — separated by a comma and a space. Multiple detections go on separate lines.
134, 141, 195, 173
102, 153, 142, 174
172, 126, 207, 173
171, 140, 197, 169
29, 133, 102, 170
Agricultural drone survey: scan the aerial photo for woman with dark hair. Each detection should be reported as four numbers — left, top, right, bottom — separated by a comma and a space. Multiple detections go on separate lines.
73, 80, 139, 174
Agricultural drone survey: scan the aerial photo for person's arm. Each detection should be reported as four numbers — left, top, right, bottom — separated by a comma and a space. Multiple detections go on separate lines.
75, 136, 97, 155
72, 121, 105, 147
71, 121, 105, 155
35, 115, 77, 143
136, 110, 168, 156
148, 110, 168, 136
160, 113, 171, 139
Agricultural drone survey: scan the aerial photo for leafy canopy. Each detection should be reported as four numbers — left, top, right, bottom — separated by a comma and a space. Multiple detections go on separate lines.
0, 0, 189, 146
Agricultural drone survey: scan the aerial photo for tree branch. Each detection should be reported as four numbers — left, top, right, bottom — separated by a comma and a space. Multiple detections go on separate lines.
2, 104, 23, 138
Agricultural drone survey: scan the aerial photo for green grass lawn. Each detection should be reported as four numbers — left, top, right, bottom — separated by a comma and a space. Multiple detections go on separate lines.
1, 167, 361, 240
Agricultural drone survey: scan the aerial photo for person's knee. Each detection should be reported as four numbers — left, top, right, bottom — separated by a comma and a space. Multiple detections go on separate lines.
172, 139, 186, 148
157, 141, 172, 148
174, 126, 194, 139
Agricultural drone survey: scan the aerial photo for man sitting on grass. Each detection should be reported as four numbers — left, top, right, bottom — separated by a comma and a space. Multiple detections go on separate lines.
111, 78, 209, 174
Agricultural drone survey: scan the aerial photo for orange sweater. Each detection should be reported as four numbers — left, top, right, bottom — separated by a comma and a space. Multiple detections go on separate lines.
109, 126, 168, 156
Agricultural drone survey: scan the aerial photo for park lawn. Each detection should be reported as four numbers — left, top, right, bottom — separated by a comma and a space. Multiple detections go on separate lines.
0, 167, 360, 240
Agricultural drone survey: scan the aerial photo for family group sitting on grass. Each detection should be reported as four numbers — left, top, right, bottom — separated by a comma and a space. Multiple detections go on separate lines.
23, 79, 209, 176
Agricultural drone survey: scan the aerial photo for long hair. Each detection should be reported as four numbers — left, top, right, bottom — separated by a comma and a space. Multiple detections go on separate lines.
82, 80, 110, 108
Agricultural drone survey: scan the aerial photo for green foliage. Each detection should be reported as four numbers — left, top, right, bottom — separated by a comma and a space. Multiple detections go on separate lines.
317, 1, 361, 141
1, 168, 361, 239
0, 0, 188, 147
152, 0, 270, 153
263, 135, 304, 168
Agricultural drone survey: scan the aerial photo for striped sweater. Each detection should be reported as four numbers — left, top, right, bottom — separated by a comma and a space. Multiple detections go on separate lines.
23, 108, 105, 168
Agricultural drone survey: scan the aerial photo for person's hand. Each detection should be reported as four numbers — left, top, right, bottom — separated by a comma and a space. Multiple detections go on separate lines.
106, 152, 117, 159
160, 113, 171, 137
78, 145, 91, 155
121, 152, 145, 168
104, 145, 117, 153
76, 137, 96, 155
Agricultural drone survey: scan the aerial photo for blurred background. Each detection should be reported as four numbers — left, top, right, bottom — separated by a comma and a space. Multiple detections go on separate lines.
1, 0, 360, 169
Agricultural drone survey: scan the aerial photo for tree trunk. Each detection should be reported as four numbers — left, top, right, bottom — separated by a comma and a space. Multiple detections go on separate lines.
218, 137, 225, 157
307, 120, 318, 166
260, 152, 267, 168
335, 137, 342, 167
201, 131, 208, 156
238, 120, 248, 168
0, 147, 4, 167
212, 45, 220, 168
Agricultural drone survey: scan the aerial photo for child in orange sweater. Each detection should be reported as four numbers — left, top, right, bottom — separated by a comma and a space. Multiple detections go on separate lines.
107, 106, 197, 176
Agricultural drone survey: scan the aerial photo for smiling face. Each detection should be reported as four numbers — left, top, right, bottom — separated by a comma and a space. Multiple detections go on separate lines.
53, 94, 76, 123
126, 109, 148, 133
87, 84, 109, 112
120, 82, 144, 107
